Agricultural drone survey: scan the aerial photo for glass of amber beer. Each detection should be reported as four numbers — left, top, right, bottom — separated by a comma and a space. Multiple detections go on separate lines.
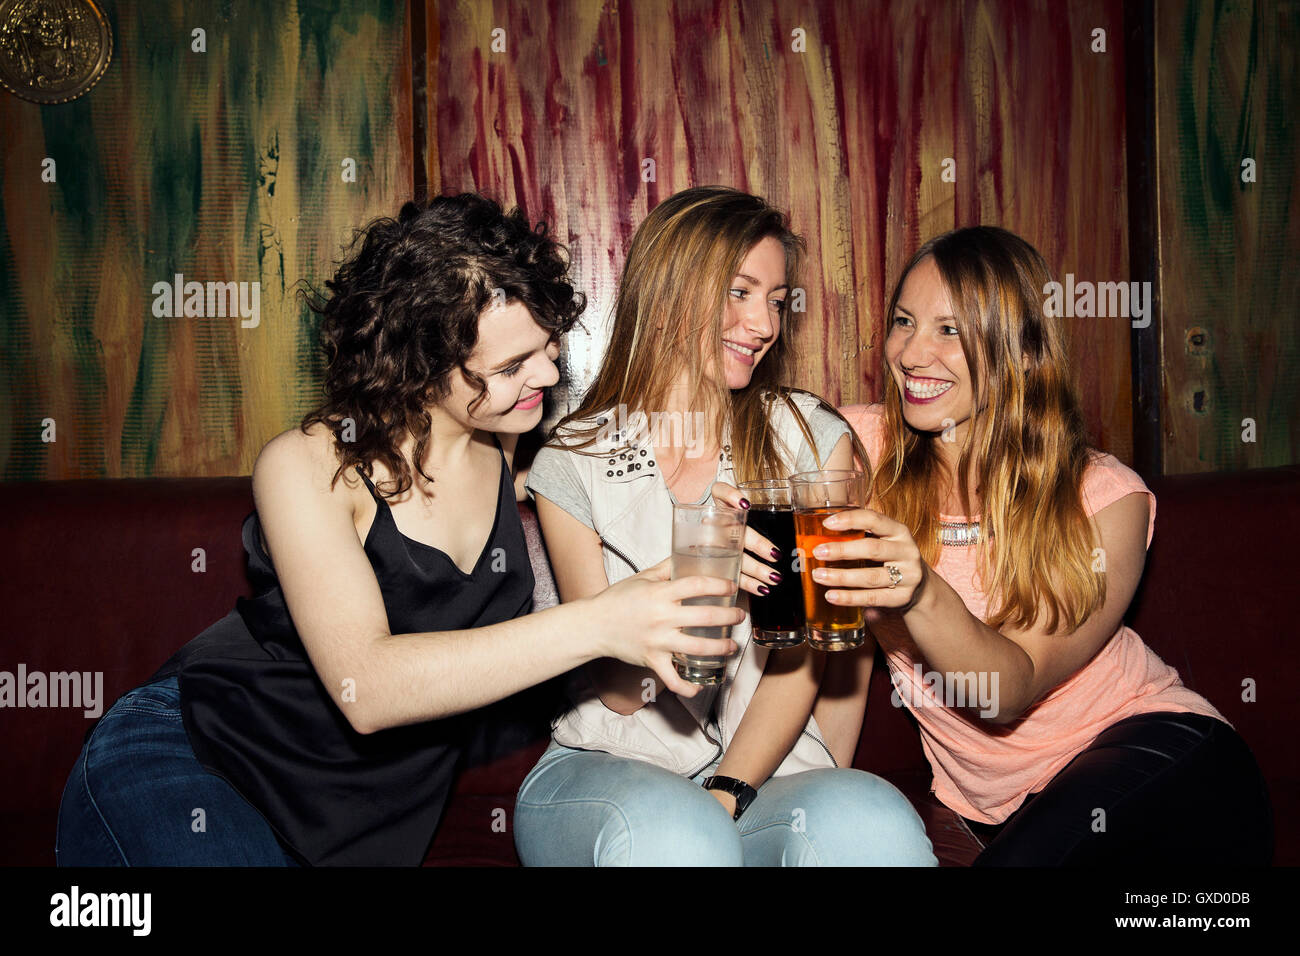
789, 469, 871, 651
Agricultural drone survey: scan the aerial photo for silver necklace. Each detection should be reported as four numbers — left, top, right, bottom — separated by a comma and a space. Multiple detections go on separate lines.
938, 519, 982, 547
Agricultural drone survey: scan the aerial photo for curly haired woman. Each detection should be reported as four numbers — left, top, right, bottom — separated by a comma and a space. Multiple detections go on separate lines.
55, 194, 748, 866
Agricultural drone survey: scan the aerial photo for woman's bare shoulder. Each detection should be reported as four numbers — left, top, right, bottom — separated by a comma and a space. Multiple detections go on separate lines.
837, 402, 887, 465
254, 423, 360, 500
837, 402, 885, 428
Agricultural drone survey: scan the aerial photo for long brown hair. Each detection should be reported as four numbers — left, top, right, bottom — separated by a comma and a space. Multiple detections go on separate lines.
551, 186, 814, 481
875, 226, 1103, 633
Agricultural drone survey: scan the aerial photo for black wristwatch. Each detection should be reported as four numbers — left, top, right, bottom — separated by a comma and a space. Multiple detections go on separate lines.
702, 775, 758, 820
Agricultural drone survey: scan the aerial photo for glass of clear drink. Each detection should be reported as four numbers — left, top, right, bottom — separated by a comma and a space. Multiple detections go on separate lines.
670, 502, 747, 684
789, 469, 871, 651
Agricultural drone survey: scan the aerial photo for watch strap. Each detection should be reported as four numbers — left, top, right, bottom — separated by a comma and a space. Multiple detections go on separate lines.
702, 775, 758, 820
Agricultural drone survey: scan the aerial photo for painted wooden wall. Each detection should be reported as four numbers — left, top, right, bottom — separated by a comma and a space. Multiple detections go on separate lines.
1156, 0, 1299, 474
19, 0, 1275, 479
0, 0, 411, 479
422, 0, 1135, 464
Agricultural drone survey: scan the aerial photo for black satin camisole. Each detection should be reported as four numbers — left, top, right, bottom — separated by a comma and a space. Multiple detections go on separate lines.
150, 445, 534, 865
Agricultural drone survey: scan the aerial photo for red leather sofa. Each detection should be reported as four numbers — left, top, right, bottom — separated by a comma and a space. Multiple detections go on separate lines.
2, 466, 1294, 866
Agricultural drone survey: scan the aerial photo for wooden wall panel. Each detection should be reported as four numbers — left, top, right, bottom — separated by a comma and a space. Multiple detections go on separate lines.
1, 0, 1144, 479
0, 0, 411, 478
424, 0, 1134, 463
1156, 0, 1299, 474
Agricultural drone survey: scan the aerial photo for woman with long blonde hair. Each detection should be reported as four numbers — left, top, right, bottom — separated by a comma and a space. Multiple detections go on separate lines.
513, 186, 936, 865
821, 226, 1271, 864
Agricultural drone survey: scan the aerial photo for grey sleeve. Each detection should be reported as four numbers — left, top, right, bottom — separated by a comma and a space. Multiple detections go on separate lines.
792, 402, 851, 474
523, 443, 595, 530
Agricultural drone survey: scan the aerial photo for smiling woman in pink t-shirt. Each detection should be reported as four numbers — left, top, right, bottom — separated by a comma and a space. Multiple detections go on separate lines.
819, 226, 1271, 865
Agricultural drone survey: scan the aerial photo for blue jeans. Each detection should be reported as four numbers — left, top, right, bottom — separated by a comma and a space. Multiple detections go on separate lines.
513, 745, 938, 866
56, 677, 298, 866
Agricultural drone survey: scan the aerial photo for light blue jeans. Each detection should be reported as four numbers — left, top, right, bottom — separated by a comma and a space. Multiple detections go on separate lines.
513, 745, 938, 866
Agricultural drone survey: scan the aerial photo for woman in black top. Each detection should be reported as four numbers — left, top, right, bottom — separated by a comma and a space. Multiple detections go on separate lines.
55, 194, 746, 866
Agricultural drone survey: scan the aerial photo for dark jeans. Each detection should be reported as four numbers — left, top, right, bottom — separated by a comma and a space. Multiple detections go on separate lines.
962, 711, 1273, 866
56, 676, 299, 866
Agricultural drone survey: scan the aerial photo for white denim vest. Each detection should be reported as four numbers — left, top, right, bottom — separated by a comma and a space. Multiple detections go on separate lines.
547, 392, 838, 778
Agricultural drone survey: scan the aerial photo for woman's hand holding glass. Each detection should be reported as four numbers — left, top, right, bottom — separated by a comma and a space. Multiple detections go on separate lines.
709, 481, 782, 597
586, 559, 744, 698
809, 508, 930, 612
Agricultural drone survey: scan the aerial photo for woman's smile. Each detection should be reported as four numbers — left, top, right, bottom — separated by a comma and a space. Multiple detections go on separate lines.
902, 375, 955, 404
723, 339, 759, 366
514, 390, 544, 411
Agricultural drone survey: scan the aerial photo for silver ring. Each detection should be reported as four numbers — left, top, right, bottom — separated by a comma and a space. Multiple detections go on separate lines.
886, 564, 903, 588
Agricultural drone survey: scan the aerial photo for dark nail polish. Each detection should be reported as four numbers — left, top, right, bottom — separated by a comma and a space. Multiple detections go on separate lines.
739, 498, 750, 509
757, 584, 770, 596
770, 548, 780, 560
769, 571, 782, 584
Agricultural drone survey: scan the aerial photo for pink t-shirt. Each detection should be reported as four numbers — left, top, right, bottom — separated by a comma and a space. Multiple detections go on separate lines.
841, 403, 1226, 824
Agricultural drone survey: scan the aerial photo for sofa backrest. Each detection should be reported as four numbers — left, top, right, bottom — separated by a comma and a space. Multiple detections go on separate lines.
0, 477, 561, 862
1127, 465, 1300, 798
3, 465, 1295, 864
0, 477, 258, 863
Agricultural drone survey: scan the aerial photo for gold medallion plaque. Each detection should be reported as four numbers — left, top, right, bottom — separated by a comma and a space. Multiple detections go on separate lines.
0, 0, 112, 104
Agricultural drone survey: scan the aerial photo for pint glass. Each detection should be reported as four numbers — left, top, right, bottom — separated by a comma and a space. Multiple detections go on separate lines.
737, 479, 804, 648
789, 469, 870, 651
670, 502, 747, 683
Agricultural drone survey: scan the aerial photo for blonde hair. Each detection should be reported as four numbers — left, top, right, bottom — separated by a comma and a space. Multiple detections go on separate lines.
875, 226, 1103, 634
554, 186, 827, 481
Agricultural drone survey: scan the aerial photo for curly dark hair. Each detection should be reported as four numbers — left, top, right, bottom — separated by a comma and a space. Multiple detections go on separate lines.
300, 193, 586, 498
